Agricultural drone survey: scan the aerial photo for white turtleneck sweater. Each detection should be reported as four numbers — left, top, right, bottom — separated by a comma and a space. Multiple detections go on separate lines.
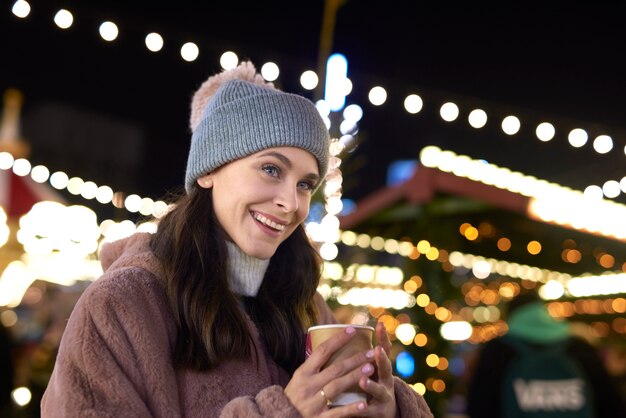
226, 241, 270, 297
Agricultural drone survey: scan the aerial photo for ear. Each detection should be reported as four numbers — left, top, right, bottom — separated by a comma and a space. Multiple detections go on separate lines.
196, 174, 214, 189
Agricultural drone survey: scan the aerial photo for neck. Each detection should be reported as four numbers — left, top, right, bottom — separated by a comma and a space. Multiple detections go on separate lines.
226, 241, 270, 297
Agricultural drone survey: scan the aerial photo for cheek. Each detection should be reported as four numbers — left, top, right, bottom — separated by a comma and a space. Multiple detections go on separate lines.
211, 188, 236, 224
296, 197, 311, 222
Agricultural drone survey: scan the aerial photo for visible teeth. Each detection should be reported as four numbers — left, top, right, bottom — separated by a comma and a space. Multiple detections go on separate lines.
254, 213, 285, 231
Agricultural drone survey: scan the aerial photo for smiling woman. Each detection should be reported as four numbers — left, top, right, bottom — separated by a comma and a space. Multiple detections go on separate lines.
197, 147, 318, 260
39, 61, 433, 418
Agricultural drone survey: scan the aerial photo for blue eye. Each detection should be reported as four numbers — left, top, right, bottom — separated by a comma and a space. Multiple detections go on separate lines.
298, 180, 316, 191
262, 164, 279, 177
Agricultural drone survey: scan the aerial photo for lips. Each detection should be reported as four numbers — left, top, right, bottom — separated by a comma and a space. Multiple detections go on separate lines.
251, 211, 287, 232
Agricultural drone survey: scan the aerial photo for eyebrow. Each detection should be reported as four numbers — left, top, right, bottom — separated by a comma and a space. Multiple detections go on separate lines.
258, 151, 320, 182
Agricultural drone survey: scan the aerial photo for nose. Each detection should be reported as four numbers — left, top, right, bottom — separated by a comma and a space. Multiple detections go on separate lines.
275, 182, 299, 213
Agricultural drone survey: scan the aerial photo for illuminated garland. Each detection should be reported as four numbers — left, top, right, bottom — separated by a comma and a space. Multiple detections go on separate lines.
6, 0, 626, 201
5, 1, 626, 398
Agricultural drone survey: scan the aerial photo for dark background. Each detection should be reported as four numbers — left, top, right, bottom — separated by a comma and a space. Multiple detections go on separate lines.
2, 0, 626, 211
2, 3, 626, 416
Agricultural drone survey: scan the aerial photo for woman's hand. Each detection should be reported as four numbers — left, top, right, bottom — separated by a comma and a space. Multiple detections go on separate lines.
356, 322, 397, 418
284, 326, 376, 417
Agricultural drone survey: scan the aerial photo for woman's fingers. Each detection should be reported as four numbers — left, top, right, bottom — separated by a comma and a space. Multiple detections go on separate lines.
305, 326, 358, 371
357, 345, 397, 418
376, 322, 392, 355
319, 400, 368, 418
288, 325, 390, 417
359, 348, 392, 395
374, 345, 393, 385
321, 354, 376, 403
319, 347, 374, 381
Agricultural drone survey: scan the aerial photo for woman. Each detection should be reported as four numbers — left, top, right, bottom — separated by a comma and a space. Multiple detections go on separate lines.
41, 62, 433, 417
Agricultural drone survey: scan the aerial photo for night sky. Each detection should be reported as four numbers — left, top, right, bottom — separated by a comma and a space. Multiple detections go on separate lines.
2, 0, 626, 217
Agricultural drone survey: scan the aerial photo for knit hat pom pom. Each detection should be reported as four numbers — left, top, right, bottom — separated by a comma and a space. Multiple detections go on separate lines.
189, 61, 274, 132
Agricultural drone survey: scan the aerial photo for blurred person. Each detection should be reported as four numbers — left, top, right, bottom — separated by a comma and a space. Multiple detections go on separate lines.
0, 319, 15, 416
40, 62, 433, 417
466, 290, 625, 418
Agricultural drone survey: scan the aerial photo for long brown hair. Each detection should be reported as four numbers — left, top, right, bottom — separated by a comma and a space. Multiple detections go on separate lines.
150, 185, 321, 373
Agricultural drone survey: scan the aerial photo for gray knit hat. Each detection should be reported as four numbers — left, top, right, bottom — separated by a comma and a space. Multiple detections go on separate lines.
185, 62, 330, 193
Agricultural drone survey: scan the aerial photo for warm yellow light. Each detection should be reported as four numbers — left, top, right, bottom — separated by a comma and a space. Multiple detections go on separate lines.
425, 247, 439, 260
412, 383, 426, 395
416, 240, 430, 254
395, 323, 417, 345
527, 240, 542, 255
432, 379, 446, 393
436, 357, 449, 370
425, 354, 440, 367
0, 310, 17, 327
404, 281, 418, 293
598, 253, 615, 268
414, 333, 428, 347
370, 236, 385, 251
497, 237, 511, 251
411, 275, 423, 288
464, 227, 479, 241
416, 293, 430, 307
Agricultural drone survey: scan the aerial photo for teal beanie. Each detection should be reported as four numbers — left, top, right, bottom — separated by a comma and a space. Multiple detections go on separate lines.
185, 65, 330, 193
507, 301, 570, 343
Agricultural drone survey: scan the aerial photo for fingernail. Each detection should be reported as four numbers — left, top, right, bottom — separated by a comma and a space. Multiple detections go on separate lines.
366, 349, 375, 358
357, 402, 366, 411
361, 363, 373, 373
345, 326, 356, 335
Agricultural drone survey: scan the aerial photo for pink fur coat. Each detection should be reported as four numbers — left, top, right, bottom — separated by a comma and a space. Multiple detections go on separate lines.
41, 233, 432, 417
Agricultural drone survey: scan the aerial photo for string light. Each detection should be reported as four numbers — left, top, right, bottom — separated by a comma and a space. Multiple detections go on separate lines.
300, 70, 319, 90
11, 0, 30, 18
420, 145, 626, 237
219, 51, 238, 70
0, 152, 168, 218
6, 1, 624, 176
180, 42, 199, 62
260, 62, 279, 81
53, 9, 73, 29
145, 33, 164, 52
7, 4, 625, 401
98, 21, 119, 42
